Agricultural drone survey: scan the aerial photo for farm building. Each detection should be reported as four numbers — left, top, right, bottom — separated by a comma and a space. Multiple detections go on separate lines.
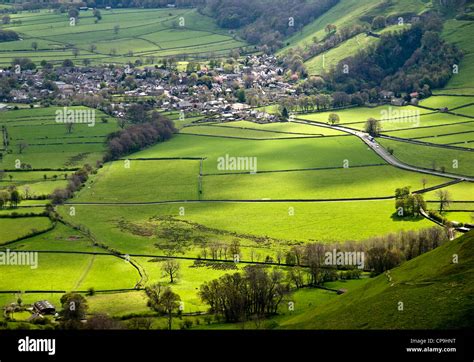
33, 300, 56, 315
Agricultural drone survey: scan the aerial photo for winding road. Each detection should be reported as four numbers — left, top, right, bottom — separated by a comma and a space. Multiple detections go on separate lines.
293, 118, 474, 182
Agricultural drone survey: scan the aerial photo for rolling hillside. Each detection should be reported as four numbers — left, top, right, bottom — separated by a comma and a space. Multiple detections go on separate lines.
280, 0, 432, 75
0, 8, 247, 66
281, 230, 474, 329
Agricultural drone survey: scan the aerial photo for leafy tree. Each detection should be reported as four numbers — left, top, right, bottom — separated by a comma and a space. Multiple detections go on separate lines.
10, 189, 20, 208
60, 293, 88, 328
372, 16, 386, 30
328, 113, 340, 125
93, 9, 102, 21
62, 59, 74, 67
365, 118, 381, 136
146, 284, 181, 330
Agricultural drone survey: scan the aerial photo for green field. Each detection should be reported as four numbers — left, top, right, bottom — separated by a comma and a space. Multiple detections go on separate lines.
0, 106, 118, 169
378, 138, 474, 177
76, 159, 200, 202
203, 166, 448, 200
439, 18, 474, 93
1, 0, 473, 332
0, 217, 52, 244
0, 8, 247, 66
128, 134, 384, 173
418, 95, 474, 109
58, 201, 435, 251
226, 120, 346, 135
298, 105, 433, 129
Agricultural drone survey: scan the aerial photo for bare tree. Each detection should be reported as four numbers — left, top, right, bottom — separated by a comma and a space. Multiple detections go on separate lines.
436, 190, 452, 213
18, 142, 28, 154
65, 122, 74, 134
421, 177, 427, 189
117, 118, 127, 129
161, 259, 180, 283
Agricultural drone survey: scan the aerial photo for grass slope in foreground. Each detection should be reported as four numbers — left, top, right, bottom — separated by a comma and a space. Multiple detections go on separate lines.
280, 230, 474, 329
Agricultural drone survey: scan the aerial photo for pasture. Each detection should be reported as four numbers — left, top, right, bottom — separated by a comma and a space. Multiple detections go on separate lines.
439, 18, 474, 93
0, 217, 52, 244
0, 8, 247, 66
0, 106, 118, 169
378, 138, 474, 177
128, 133, 384, 173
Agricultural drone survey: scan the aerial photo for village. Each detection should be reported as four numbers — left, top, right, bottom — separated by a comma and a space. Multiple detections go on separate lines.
0, 54, 295, 124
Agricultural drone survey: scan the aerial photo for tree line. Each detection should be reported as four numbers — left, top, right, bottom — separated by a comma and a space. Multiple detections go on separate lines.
283, 226, 447, 275
104, 111, 175, 161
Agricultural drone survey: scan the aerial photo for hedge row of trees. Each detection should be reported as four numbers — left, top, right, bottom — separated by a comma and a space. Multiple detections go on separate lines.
51, 165, 93, 204
280, 90, 370, 114
283, 226, 447, 275
104, 113, 175, 161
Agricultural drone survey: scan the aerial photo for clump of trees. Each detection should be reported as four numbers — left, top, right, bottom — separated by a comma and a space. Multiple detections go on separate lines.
0, 187, 21, 208
146, 284, 181, 330
365, 118, 381, 136
59, 293, 88, 329
199, 265, 289, 322
0, 29, 19, 42
395, 186, 426, 218
282, 23, 368, 66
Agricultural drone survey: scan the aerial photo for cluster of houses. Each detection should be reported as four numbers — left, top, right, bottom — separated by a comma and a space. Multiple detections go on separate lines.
0, 54, 294, 123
